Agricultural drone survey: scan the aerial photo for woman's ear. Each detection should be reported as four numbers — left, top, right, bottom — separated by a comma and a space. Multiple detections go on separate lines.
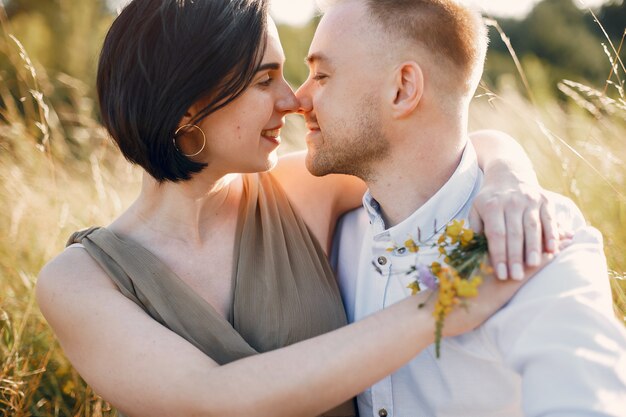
177, 106, 197, 130
390, 61, 424, 119
173, 104, 207, 158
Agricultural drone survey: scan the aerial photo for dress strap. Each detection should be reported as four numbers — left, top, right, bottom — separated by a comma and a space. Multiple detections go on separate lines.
69, 227, 258, 364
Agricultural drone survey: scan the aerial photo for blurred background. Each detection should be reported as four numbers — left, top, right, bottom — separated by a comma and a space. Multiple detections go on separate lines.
0, 0, 624, 415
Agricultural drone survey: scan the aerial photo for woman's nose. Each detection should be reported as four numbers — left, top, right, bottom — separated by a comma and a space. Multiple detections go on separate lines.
276, 82, 300, 114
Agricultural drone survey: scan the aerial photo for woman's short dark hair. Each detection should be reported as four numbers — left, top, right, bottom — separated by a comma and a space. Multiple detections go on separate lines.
97, 0, 270, 182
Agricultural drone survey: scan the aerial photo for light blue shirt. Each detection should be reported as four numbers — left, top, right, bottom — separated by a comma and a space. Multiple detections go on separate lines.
332, 142, 626, 417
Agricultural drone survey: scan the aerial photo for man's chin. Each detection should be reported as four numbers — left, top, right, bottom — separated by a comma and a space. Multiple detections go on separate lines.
305, 153, 332, 177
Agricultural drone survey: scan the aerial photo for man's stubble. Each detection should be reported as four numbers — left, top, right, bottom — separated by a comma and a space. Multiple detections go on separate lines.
306, 94, 390, 182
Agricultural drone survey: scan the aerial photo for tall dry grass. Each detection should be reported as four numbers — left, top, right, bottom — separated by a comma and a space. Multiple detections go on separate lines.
0, 6, 131, 415
470, 17, 626, 322
0, 6, 624, 417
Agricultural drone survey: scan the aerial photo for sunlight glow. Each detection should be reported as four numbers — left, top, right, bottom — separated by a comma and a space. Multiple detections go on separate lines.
105, 0, 612, 25
270, 0, 317, 26
270, 0, 612, 26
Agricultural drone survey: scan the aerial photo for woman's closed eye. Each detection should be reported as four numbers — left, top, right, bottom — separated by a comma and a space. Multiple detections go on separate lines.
258, 75, 273, 87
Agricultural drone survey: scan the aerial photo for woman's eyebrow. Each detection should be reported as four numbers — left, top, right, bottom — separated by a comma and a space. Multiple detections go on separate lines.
256, 63, 280, 72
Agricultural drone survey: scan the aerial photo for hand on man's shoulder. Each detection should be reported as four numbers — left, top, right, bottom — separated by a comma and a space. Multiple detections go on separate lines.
492, 190, 611, 315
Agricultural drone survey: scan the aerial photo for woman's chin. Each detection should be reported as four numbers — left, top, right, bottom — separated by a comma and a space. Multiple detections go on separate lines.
264, 152, 279, 171
238, 152, 279, 174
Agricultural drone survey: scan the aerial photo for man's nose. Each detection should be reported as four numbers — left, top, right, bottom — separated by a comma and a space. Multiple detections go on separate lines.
294, 83, 312, 114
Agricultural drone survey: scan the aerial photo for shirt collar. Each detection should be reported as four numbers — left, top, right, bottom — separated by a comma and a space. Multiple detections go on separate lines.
362, 140, 481, 244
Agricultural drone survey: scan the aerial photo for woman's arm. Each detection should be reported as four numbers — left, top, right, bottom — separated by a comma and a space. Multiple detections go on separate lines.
470, 129, 559, 280
36, 247, 538, 417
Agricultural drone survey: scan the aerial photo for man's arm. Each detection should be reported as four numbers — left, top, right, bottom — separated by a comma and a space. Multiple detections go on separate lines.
485, 201, 626, 416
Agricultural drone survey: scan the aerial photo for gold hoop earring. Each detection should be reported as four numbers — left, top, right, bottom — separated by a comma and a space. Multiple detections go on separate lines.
173, 124, 206, 157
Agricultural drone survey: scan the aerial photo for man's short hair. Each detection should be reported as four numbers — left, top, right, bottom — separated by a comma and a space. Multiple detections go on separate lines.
350, 0, 488, 97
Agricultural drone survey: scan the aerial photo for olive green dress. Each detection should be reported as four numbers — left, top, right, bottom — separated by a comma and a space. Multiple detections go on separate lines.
67, 172, 357, 417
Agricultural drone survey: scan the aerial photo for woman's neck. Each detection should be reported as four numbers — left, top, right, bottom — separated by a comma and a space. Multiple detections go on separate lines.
126, 171, 243, 246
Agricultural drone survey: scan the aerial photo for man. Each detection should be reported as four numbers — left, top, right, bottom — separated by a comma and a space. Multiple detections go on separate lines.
295, 0, 626, 416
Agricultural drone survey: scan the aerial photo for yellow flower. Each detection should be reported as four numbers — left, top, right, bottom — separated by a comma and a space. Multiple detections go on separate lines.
454, 279, 478, 298
460, 228, 474, 247
446, 219, 465, 238
429, 219, 488, 358
454, 275, 483, 297
405, 238, 419, 253
407, 281, 421, 295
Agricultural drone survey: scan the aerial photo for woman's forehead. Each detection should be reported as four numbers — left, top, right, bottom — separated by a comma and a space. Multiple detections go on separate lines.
262, 18, 286, 63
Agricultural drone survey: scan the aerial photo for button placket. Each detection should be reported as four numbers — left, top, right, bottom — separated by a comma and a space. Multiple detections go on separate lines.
370, 374, 394, 417
372, 235, 392, 271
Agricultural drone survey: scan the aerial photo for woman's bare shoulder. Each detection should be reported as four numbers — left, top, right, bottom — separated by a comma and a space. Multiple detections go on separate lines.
36, 245, 221, 416
36, 246, 118, 320
39, 245, 116, 288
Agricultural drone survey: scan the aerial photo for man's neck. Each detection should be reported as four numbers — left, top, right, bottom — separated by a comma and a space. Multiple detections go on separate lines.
367, 123, 467, 228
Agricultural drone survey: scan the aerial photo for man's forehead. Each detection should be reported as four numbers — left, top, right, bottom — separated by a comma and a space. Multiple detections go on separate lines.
308, 1, 369, 61
316, 0, 365, 36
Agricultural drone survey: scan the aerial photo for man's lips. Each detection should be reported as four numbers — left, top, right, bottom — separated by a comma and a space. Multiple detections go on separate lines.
305, 123, 320, 131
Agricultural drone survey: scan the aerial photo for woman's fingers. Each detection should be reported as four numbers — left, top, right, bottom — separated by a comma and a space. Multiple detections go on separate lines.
504, 203, 525, 281
468, 206, 484, 234
523, 204, 542, 267
470, 184, 572, 278
479, 198, 509, 280
539, 198, 559, 253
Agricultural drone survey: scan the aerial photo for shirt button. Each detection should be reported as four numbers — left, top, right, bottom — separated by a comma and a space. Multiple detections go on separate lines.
377, 256, 388, 266
378, 409, 388, 417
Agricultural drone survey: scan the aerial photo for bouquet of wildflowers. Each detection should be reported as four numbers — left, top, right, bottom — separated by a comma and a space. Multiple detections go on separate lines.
393, 219, 491, 357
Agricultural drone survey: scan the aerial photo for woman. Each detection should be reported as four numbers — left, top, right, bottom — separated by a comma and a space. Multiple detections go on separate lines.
37, 0, 557, 416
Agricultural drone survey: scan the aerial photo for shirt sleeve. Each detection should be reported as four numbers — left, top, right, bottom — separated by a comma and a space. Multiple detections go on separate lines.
484, 224, 626, 416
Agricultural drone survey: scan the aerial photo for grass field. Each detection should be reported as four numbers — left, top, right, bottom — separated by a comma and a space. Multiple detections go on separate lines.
0, 12, 625, 417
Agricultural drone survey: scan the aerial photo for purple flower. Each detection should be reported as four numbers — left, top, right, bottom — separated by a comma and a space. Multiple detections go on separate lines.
417, 264, 437, 290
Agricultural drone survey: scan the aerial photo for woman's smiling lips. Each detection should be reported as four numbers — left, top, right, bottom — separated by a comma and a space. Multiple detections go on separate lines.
261, 126, 282, 145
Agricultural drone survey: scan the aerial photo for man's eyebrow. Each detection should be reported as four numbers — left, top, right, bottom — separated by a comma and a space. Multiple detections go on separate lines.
305, 53, 331, 66
255, 63, 280, 72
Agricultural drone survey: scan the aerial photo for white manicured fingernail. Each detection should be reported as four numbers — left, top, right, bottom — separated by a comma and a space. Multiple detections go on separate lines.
528, 251, 541, 267
496, 263, 508, 280
512, 263, 524, 280
547, 239, 556, 252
